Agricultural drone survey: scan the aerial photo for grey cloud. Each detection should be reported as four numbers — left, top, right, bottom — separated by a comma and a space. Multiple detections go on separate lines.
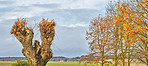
32, 3, 60, 8
0, 3, 61, 21
0, 7, 15, 12
0, 23, 24, 56
4, 8, 100, 26
0, 38, 23, 57
12, 6, 31, 12
12, 3, 60, 12
0, 6, 30, 19
0, 0, 14, 5
40, 8, 101, 25
0, 19, 16, 26
51, 26, 89, 57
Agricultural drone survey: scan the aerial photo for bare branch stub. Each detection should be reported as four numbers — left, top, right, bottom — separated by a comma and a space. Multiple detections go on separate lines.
39, 19, 55, 57
39, 19, 55, 46
10, 19, 33, 48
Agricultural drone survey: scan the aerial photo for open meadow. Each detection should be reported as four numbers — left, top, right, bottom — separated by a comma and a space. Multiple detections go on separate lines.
0, 61, 147, 66
0, 61, 15, 66
0, 61, 82, 66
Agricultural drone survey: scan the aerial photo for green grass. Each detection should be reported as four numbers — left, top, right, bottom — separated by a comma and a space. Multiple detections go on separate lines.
0, 61, 119, 66
0, 61, 15, 66
0, 61, 82, 66
47, 62, 82, 66
0, 61, 147, 66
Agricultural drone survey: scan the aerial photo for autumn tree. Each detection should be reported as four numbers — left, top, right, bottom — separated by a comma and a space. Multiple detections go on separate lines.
105, 1, 122, 66
128, 0, 148, 65
80, 16, 114, 66
80, 0, 147, 66
114, 0, 148, 66
10, 18, 55, 66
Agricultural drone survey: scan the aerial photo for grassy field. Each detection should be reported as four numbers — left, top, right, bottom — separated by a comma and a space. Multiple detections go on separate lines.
0, 61, 82, 66
0, 61, 15, 66
47, 62, 82, 66
0, 61, 147, 66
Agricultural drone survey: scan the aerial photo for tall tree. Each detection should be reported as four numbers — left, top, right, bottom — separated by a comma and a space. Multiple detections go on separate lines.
80, 0, 147, 66
81, 16, 114, 66
114, 0, 148, 65
128, 0, 148, 65
10, 18, 55, 66
105, 1, 121, 66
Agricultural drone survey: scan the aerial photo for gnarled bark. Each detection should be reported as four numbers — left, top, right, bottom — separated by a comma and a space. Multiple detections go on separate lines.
10, 18, 55, 66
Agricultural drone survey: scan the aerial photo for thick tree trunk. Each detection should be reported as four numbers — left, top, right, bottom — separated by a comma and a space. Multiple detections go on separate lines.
22, 40, 52, 66
127, 54, 130, 66
121, 47, 125, 66
146, 59, 148, 66
114, 49, 118, 66
101, 46, 104, 66
114, 26, 119, 66
127, 62, 130, 66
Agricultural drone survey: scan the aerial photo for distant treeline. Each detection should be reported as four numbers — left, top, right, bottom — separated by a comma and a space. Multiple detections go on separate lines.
0, 56, 81, 62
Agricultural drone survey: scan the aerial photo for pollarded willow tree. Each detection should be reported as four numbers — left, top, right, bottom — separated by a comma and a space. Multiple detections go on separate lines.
10, 18, 55, 66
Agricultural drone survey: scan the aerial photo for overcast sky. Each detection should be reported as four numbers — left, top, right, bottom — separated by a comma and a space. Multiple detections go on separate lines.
0, 0, 112, 57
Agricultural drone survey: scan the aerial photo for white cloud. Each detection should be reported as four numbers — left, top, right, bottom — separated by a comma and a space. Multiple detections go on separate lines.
43, 0, 110, 9
0, 0, 110, 9
61, 23, 88, 28
59, 0, 109, 9
52, 26, 89, 57
0, 5, 51, 21
0, 0, 110, 23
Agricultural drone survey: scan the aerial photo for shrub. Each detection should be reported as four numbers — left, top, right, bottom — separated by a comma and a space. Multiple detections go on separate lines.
12, 60, 29, 66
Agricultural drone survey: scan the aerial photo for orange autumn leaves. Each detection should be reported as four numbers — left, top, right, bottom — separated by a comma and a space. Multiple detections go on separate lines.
80, 0, 147, 66
114, 1, 148, 46
87, 16, 113, 52
39, 19, 55, 43
81, 16, 114, 66
10, 18, 56, 43
39, 19, 55, 37
10, 19, 33, 36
